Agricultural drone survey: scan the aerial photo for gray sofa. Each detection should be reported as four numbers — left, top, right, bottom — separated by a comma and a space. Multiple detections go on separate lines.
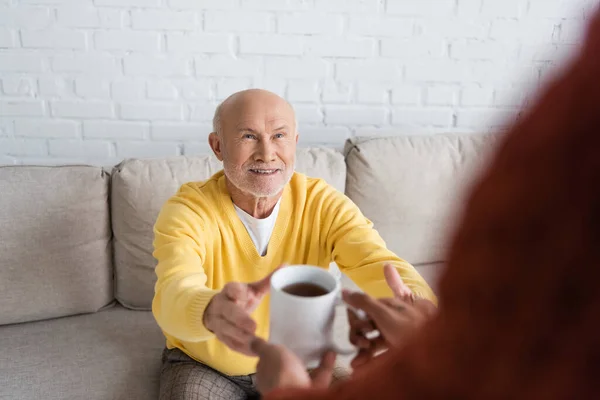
0, 134, 497, 400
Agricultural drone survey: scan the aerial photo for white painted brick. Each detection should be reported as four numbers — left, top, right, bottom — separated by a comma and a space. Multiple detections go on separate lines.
254, 77, 286, 98
265, 58, 329, 79
456, 0, 482, 17
287, 80, 319, 103
116, 141, 181, 158
456, 109, 518, 129
169, 0, 236, 9
95, 0, 160, 6
183, 142, 213, 155
490, 20, 560, 44
299, 127, 350, 145
0, 119, 14, 136
0, 138, 48, 156
278, 14, 342, 35
21, 29, 86, 49
111, 80, 146, 101
75, 78, 110, 99
461, 86, 494, 106
0, 100, 45, 117
180, 79, 212, 100
15, 119, 79, 138
52, 101, 114, 119
243, 0, 314, 11
0, 54, 45, 72
0, 6, 51, 29
322, 82, 353, 103
0, 28, 16, 48
315, 0, 380, 13
147, 81, 179, 100
2, 77, 36, 97
120, 103, 185, 121
56, 6, 100, 27
561, 21, 585, 44
190, 103, 217, 122
528, 0, 575, 18
52, 54, 120, 74
387, 0, 455, 16
416, 19, 487, 39
124, 55, 191, 76
240, 35, 303, 56
451, 40, 517, 60
356, 83, 388, 104
151, 123, 211, 139
95, 31, 160, 52
49, 139, 112, 158
406, 61, 469, 82
206, 11, 272, 33
216, 78, 253, 100
494, 89, 525, 107
392, 108, 454, 127
306, 37, 376, 58
481, 0, 523, 18
325, 106, 386, 125
425, 86, 457, 106
99, 9, 126, 29
84, 121, 147, 139
293, 105, 323, 124
348, 17, 413, 37
381, 38, 447, 58
336, 60, 402, 82
0, 155, 17, 165
38, 77, 75, 97
132, 10, 198, 30
195, 55, 260, 77
391, 85, 422, 105
167, 33, 231, 53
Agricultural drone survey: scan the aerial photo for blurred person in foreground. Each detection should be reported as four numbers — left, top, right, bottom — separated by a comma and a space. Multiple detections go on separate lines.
251, 10, 600, 400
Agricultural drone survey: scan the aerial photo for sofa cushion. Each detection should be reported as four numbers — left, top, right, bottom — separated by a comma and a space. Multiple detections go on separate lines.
112, 148, 346, 309
0, 305, 164, 400
344, 134, 499, 266
0, 166, 113, 325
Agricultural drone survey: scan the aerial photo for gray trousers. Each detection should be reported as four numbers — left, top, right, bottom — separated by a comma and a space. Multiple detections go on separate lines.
159, 347, 351, 400
159, 348, 260, 400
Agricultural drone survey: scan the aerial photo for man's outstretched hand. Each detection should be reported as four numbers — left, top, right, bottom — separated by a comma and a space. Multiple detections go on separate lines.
203, 267, 280, 356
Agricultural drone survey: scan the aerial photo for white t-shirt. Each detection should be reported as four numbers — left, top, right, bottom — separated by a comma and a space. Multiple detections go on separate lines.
233, 200, 281, 256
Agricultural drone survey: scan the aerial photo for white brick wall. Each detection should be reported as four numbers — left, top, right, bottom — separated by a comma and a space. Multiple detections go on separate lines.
0, 0, 597, 165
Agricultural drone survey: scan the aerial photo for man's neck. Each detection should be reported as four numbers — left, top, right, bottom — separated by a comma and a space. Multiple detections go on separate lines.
226, 178, 281, 219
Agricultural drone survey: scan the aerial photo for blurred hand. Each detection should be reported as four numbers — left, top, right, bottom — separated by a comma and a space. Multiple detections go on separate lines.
344, 264, 436, 370
251, 337, 336, 395
203, 267, 280, 356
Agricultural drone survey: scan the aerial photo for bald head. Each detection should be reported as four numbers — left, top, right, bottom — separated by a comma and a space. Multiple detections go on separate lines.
212, 89, 297, 137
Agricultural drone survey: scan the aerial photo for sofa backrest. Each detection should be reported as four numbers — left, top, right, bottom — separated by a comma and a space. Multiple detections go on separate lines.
344, 134, 499, 269
111, 148, 346, 310
0, 166, 113, 325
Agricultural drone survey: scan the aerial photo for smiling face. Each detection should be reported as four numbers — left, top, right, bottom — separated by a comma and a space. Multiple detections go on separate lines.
209, 89, 298, 198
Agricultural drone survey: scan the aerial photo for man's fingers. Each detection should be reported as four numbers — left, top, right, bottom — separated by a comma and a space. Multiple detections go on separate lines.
220, 302, 257, 334
383, 263, 412, 298
217, 317, 254, 345
248, 265, 284, 297
249, 336, 271, 357
224, 282, 250, 304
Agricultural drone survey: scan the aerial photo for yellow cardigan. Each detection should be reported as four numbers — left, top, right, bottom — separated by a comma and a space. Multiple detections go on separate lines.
152, 171, 436, 376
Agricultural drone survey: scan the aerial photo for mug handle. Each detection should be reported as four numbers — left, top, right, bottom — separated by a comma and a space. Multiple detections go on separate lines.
330, 294, 369, 356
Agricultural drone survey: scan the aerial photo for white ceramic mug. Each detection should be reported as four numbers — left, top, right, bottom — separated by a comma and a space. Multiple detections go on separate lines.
268, 265, 359, 368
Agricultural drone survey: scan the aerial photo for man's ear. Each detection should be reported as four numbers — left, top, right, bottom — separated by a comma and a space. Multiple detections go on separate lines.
295, 132, 299, 144
208, 132, 224, 161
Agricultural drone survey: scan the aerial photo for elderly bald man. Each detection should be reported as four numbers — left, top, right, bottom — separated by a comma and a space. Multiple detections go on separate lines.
152, 89, 436, 400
